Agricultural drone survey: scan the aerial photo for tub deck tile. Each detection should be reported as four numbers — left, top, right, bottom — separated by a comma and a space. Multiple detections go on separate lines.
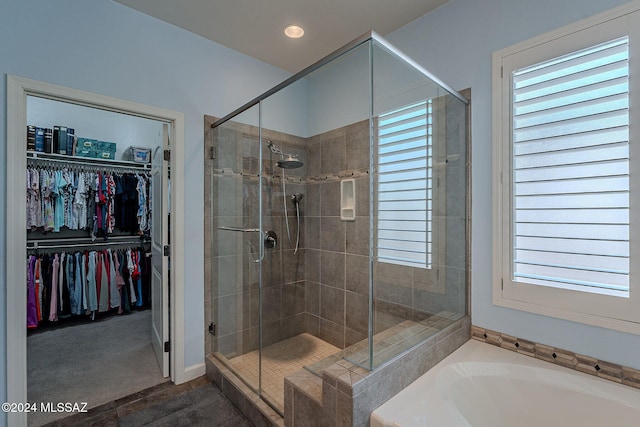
553, 349, 577, 369
575, 354, 598, 375
622, 367, 640, 388
471, 325, 640, 393
499, 333, 518, 351
597, 361, 624, 383
515, 338, 535, 357
484, 330, 502, 347
471, 325, 485, 340
534, 343, 556, 364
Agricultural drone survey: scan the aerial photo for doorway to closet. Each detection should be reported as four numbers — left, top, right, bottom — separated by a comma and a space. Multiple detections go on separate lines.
5, 76, 183, 427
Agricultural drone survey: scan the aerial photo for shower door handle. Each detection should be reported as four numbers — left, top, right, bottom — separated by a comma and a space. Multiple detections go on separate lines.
217, 227, 276, 263
217, 226, 261, 233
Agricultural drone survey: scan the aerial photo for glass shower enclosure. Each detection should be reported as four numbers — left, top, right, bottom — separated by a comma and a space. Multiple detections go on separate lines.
207, 32, 468, 414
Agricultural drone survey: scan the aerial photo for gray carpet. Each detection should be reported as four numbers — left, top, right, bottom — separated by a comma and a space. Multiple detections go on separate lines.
27, 310, 167, 426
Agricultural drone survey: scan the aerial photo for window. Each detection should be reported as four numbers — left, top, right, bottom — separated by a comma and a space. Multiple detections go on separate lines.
377, 100, 432, 269
493, 7, 640, 333
512, 37, 629, 297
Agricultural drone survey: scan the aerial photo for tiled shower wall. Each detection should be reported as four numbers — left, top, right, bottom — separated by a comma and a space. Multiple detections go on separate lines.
304, 120, 371, 349
259, 130, 308, 350
204, 116, 373, 357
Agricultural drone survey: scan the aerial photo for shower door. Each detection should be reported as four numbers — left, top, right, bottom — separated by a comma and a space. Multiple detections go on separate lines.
210, 106, 263, 398
210, 101, 308, 414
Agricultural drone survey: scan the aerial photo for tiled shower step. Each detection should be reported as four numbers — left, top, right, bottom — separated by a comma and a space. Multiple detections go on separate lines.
308, 311, 464, 371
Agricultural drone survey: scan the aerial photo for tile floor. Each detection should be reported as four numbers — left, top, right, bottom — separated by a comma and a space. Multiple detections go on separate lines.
41, 376, 252, 427
224, 333, 340, 413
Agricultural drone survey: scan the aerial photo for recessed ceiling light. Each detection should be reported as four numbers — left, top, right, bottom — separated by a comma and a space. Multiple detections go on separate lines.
284, 25, 304, 39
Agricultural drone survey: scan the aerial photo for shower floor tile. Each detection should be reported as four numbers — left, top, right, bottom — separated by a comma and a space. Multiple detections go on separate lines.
225, 333, 340, 413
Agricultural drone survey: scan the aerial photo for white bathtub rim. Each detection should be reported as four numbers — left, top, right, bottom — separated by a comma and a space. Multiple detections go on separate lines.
370, 339, 640, 427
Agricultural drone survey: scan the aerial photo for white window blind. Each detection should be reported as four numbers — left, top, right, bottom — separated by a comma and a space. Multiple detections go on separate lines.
512, 37, 629, 295
377, 100, 432, 268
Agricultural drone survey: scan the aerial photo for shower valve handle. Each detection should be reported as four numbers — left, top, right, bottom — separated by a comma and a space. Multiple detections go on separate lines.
264, 230, 277, 249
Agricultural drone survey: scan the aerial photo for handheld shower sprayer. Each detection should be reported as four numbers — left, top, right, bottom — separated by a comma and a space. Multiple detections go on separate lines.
290, 193, 303, 254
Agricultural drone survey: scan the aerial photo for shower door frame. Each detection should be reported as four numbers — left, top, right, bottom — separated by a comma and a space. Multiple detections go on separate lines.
207, 108, 282, 413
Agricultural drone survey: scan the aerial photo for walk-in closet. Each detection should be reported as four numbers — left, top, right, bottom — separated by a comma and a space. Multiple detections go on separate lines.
23, 95, 170, 426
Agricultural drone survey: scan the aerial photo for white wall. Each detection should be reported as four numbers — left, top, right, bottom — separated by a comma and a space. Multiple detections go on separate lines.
388, 0, 640, 369
1, 0, 294, 419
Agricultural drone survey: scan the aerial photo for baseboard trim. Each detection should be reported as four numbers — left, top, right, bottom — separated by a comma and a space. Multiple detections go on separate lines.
179, 362, 206, 384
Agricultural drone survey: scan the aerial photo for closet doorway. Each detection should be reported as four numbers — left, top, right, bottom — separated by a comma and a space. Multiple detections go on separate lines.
6, 76, 185, 426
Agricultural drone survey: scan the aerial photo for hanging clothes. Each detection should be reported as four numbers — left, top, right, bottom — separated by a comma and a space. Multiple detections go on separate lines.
27, 256, 38, 328
49, 254, 59, 322
25, 246, 149, 329
26, 164, 151, 236
41, 169, 55, 232
108, 249, 121, 309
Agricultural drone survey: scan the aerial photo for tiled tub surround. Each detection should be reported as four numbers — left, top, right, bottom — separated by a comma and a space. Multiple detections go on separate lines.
284, 316, 470, 427
471, 326, 640, 390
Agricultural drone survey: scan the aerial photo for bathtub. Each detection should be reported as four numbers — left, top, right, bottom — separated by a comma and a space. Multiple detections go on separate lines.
370, 339, 640, 427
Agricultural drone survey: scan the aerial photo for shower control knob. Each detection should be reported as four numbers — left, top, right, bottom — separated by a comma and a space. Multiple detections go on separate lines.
264, 230, 277, 249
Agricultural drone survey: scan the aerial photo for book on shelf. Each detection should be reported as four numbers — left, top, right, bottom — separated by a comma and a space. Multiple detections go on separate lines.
35, 127, 45, 152
27, 125, 36, 151
66, 128, 75, 156
53, 126, 68, 155
44, 128, 53, 153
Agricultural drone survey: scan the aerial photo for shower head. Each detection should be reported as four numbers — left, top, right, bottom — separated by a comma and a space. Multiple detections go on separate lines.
278, 155, 304, 169
267, 140, 304, 169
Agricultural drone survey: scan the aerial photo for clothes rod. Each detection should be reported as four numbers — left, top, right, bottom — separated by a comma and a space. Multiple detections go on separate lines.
27, 240, 148, 250
27, 235, 149, 246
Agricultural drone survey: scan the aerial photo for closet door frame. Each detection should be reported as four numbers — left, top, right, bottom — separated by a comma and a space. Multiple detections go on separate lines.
5, 75, 186, 426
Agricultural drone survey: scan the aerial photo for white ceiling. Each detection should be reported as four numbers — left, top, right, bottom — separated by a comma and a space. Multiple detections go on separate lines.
113, 0, 449, 73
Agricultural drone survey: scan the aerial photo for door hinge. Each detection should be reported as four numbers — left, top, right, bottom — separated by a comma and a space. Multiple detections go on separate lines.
163, 149, 171, 161
501, 65, 503, 78
209, 146, 216, 159
163, 245, 170, 256
501, 279, 504, 290
208, 322, 216, 336
164, 341, 170, 352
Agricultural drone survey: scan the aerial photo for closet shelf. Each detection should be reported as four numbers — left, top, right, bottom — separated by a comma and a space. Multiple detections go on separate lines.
27, 235, 149, 251
27, 151, 151, 171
